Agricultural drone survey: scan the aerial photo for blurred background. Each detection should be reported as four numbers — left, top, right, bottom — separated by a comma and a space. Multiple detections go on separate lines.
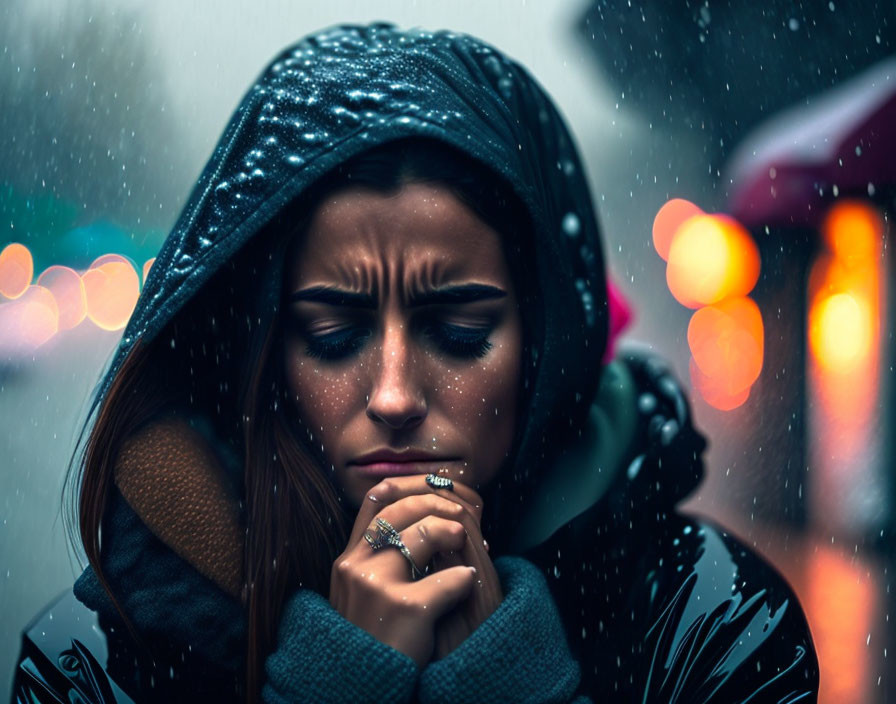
1, 1, 893, 701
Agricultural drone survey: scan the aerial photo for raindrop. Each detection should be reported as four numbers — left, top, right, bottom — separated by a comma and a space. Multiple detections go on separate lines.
562, 212, 581, 237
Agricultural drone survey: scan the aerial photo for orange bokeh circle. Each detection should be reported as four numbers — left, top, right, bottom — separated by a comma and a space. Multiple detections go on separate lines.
652, 199, 703, 261
37, 265, 87, 330
0, 284, 59, 350
666, 215, 760, 308
689, 357, 751, 411
0, 243, 34, 300
687, 296, 764, 396
822, 200, 881, 266
142, 257, 156, 285
82, 259, 140, 331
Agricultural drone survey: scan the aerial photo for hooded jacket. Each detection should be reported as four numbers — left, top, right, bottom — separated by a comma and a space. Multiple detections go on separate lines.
15, 23, 818, 704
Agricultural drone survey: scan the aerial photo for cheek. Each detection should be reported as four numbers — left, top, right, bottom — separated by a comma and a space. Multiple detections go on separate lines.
449, 334, 522, 464
283, 345, 360, 442
483, 340, 522, 435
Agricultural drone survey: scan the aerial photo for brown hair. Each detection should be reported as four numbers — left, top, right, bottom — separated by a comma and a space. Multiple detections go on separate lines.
66, 137, 536, 701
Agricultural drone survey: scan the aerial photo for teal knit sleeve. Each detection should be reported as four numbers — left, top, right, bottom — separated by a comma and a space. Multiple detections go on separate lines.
262, 589, 418, 704
417, 556, 591, 704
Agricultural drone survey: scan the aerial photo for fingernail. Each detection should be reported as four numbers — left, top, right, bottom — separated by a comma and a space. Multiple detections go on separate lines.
368, 494, 379, 503
468, 566, 477, 574
483, 539, 489, 552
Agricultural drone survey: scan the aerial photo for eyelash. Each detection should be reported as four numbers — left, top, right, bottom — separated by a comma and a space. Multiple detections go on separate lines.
303, 323, 494, 361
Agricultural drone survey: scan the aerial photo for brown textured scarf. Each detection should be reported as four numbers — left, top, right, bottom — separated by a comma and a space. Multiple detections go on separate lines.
113, 416, 244, 598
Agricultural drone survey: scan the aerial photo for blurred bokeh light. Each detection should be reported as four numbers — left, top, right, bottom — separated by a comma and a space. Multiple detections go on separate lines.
688, 296, 764, 397
82, 257, 140, 331
666, 214, 760, 308
0, 284, 58, 352
36, 265, 87, 331
688, 357, 752, 411
651, 198, 703, 261
809, 201, 882, 375
142, 257, 156, 284
653, 200, 764, 410
0, 243, 34, 300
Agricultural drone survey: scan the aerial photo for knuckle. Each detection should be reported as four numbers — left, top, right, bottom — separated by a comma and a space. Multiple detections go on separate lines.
420, 515, 439, 533
447, 519, 466, 537
388, 591, 419, 614
333, 559, 355, 582
374, 479, 395, 498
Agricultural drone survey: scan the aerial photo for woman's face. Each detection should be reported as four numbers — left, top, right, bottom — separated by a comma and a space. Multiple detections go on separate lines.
283, 182, 523, 509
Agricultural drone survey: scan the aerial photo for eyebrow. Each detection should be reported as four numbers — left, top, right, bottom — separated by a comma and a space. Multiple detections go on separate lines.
289, 283, 507, 308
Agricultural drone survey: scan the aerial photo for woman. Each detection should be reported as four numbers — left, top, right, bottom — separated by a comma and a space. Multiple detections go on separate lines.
16, 23, 818, 703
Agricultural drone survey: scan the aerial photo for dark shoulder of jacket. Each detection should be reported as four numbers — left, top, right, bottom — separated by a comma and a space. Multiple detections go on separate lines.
523, 350, 819, 702
65, 483, 246, 702
14, 404, 247, 702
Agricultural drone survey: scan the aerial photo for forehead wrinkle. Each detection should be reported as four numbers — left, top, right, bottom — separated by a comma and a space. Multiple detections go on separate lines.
403, 254, 450, 301
330, 256, 374, 295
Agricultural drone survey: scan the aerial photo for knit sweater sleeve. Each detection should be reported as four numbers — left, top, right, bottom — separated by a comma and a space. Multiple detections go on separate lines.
417, 555, 591, 704
262, 589, 418, 704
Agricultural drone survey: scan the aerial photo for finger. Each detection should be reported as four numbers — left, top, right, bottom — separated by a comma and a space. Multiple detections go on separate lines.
351, 494, 475, 563
348, 477, 484, 547
405, 564, 478, 620
372, 474, 484, 522
437, 520, 502, 616
378, 494, 472, 533
373, 515, 468, 580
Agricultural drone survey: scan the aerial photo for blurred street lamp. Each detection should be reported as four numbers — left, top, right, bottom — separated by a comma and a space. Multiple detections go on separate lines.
726, 57, 896, 541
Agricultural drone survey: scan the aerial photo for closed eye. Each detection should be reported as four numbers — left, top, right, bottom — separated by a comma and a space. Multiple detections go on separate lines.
304, 327, 372, 360
423, 322, 493, 359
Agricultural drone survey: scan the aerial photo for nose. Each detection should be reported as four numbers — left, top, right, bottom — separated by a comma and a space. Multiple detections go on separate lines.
365, 325, 427, 430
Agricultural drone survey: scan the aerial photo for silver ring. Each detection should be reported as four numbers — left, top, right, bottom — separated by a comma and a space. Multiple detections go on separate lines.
425, 473, 454, 491
364, 517, 401, 551
364, 518, 427, 580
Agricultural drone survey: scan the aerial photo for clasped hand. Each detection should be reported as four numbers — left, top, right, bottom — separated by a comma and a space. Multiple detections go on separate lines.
328, 475, 503, 668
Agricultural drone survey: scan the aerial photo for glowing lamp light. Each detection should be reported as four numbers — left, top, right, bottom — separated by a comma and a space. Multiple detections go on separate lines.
809, 292, 872, 373
822, 200, 882, 267
688, 296, 764, 396
0, 285, 59, 351
652, 198, 703, 261
37, 265, 87, 330
143, 257, 156, 284
82, 258, 140, 331
689, 357, 751, 411
666, 215, 760, 308
805, 548, 875, 703
0, 243, 34, 300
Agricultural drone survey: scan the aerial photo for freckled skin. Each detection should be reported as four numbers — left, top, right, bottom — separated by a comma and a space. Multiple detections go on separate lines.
282, 183, 523, 508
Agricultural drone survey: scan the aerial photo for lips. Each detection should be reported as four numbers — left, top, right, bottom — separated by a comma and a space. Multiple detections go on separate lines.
351, 448, 450, 465
349, 449, 457, 478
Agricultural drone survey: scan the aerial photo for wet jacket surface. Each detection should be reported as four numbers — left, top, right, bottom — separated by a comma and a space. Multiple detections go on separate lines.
14, 23, 818, 703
